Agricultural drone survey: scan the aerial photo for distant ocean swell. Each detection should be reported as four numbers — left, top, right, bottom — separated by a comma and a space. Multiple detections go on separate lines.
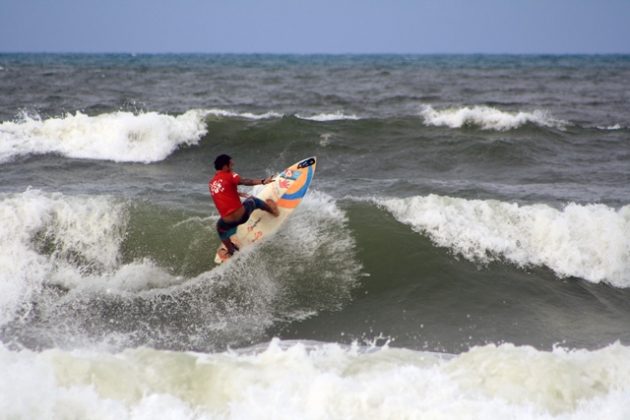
1, 339, 630, 419
419, 105, 568, 131
0, 105, 606, 164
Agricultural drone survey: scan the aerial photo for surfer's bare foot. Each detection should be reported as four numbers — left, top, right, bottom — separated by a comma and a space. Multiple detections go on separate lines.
265, 199, 279, 217
217, 248, 232, 261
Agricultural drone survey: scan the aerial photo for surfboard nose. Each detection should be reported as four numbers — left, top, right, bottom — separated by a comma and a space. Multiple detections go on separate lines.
297, 156, 316, 169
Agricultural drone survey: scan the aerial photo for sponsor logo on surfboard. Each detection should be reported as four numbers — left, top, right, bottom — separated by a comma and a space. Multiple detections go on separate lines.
280, 169, 301, 180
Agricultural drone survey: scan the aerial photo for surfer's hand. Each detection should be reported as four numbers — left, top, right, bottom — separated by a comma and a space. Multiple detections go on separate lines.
262, 176, 274, 185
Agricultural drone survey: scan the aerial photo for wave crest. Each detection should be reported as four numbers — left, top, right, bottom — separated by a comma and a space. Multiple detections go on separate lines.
0, 110, 208, 163
0, 189, 128, 324
205, 108, 283, 120
296, 111, 360, 121
420, 105, 568, 131
376, 194, 630, 287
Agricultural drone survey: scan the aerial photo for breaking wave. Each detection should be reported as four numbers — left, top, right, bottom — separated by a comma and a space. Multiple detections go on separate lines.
0, 110, 208, 163
2, 339, 630, 419
0, 189, 360, 350
420, 105, 568, 131
376, 194, 630, 287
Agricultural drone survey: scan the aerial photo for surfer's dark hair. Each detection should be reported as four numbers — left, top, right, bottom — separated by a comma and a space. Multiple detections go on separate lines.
214, 154, 232, 170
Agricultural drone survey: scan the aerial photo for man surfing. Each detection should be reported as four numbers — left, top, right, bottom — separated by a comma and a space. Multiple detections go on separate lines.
209, 154, 279, 259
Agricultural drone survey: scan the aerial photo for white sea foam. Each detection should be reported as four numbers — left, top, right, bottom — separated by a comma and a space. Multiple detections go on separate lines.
0, 108, 364, 166
296, 111, 361, 121
0, 189, 191, 326
203, 108, 361, 121
420, 105, 568, 131
223, 189, 362, 314
0, 188, 360, 348
0, 189, 129, 324
205, 108, 283, 120
0, 110, 208, 163
1, 339, 629, 419
376, 194, 630, 287
596, 124, 623, 131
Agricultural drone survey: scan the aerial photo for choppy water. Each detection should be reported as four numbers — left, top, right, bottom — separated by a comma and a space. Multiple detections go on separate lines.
1, 54, 629, 419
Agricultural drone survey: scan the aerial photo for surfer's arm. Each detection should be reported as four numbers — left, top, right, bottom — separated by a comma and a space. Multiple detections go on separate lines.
239, 176, 274, 186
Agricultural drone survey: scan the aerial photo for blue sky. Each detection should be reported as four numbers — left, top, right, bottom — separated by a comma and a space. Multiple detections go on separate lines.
2, 0, 629, 54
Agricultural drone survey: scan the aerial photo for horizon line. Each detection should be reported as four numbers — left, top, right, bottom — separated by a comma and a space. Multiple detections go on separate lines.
2, 51, 630, 56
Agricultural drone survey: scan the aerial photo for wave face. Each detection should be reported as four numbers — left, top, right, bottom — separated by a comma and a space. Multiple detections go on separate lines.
0, 110, 208, 163
376, 195, 630, 287
2, 340, 630, 419
0, 189, 360, 350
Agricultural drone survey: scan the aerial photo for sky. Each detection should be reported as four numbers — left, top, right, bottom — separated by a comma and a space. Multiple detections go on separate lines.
1, 0, 629, 54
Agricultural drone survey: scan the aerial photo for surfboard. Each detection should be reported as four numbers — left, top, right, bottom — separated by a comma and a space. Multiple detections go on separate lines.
214, 156, 317, 264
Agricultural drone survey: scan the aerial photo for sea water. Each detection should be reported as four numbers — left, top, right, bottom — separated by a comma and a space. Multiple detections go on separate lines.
1, 54, 629, 419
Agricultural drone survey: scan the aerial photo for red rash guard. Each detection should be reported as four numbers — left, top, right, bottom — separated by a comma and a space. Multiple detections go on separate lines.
209, 171, 242, 217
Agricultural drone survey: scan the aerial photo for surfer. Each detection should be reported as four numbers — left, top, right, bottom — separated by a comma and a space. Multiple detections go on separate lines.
209, 154, 279, 256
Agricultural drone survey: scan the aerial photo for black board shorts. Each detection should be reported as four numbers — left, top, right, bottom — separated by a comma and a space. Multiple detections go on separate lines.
216, 197, 266, 240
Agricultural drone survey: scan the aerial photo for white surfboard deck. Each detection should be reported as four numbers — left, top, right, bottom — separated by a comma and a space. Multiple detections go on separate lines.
214, 156, 317, 264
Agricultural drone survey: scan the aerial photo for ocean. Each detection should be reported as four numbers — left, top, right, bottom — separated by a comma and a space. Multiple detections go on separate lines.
1, 53, 629, 419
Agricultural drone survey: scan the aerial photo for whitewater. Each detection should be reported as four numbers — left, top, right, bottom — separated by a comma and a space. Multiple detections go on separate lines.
2, 340, 630, 420
376, 195, 630, 287
0, 105, 603, 164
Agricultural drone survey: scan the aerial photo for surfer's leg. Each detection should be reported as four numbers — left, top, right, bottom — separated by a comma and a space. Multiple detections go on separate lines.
264, 199, 279, 217
247, 196, 279, 217
216, 219, 239, 255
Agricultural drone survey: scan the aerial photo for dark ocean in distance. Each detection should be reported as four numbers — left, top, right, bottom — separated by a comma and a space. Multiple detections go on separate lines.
1, 53, 629, 419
